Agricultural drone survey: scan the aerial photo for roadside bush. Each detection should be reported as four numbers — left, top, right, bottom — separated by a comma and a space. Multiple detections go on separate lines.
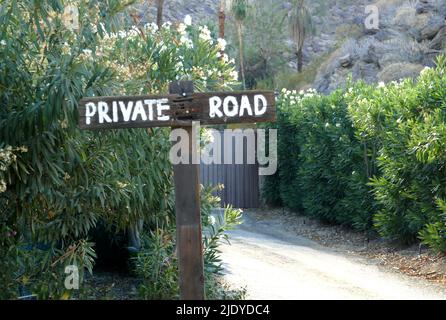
134, 185, 244, 300
275, 89, 375, 229
0, 0, 238, 299
350, 57, 446, 246
264, 55, 446, 250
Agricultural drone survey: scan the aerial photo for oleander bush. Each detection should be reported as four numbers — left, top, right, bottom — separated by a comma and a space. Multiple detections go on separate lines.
265, 55, 446, 250
264, 88, 375, 229
134, 185, 244, 300
0, 0, 239, 299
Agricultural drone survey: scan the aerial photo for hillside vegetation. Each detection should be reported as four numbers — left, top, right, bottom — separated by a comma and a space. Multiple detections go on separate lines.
139, 0, 446, 92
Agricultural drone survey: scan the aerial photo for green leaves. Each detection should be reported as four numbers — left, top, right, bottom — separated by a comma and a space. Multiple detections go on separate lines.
231, 0, 249, 23
267, 55, 446, 250
1, 0, 241, 298
266, 89, 375, 229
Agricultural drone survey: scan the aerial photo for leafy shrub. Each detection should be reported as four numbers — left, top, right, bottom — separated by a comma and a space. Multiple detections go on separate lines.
266, 55, 446, 250
354, 57, 446, 246
264, 88, 375, 229
134, 185, 244, 300
0, 0, 239, 298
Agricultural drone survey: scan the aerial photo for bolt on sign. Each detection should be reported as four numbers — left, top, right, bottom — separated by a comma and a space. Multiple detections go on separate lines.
78, 82, 276, 300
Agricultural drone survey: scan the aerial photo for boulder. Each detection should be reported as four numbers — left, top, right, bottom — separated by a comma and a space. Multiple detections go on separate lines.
377, 62, 425, 83
420, 16, 445, 40
360, 42, 379, 65
352, 61, 379, 83
339, 54, 353, 68
364, 27, 379, 36
421, 51, 441, 67
416, 0, 436, 14
430, 26, 446, 50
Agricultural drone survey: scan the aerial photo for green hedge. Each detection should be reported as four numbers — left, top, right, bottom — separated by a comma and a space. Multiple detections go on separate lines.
264, 56, 446, 250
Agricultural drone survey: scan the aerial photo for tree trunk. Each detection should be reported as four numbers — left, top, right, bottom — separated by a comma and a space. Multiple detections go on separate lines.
219, 0, 225, 39
237, 23, 246, 89
128, 219, 144, 251
156, 0, 164, 29
297, 48, 303, 73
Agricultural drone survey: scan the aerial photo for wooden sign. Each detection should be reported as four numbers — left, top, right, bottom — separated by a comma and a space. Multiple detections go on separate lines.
78, 90, 275, 130
77, 82, 276, 300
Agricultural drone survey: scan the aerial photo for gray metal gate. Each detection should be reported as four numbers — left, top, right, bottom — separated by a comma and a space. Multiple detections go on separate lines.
200, 130, 260, 209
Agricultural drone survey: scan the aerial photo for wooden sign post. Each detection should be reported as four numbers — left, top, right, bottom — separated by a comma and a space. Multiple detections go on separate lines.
78, 81, 275, 300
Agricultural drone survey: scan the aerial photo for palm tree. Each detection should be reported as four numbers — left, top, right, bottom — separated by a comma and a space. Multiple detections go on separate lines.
156, 0, 165, 28
289, 0, 313, 73
219, 0, 226, 39
231, 0, 248, 89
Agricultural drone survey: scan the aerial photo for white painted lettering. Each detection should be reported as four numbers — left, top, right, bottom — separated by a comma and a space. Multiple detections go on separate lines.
223, 96, 239, 117
209, 96, 223, 118
98, 101, 112, 124
157, 99, 170, 121
254, 95, 267, 116
132, 100, 147, 121
239, 95, 253, 117
85, 102, 97, 125
119, 101, 133, 122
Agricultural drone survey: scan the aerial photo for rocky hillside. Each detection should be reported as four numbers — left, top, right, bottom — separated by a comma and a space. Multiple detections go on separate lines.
312, 0, 446, 93
136, 0, 446, 93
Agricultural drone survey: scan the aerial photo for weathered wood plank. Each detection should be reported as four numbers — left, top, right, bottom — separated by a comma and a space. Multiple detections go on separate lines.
170, 81, 205, 300
78, 90, 276, 130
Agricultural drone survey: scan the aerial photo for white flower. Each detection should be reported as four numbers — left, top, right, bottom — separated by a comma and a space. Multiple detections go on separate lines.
216, 38, 227, 51
177, 23, 187, 35
179, 35, 188, 45
61, 42, 71, 55
181, 37, 194, 49
77, 49, 93, 62
184, 15, 192, 26
221, 53, 229, 63
198, 25, 212, 42
0, 40, 6, 46
162, 21, 172, 29
175, 61, 183, 70
230, 70, 238, 81
208, 215, 216, 225
128, 26, 139, 38
145, 22, 158, 33
377, 81, 385, 88
281, 88, 287, 94
117, 181, 128, 189
421, 66, 431, 75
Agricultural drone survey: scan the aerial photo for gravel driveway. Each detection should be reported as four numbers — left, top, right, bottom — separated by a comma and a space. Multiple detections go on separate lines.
220, 210, 446, 300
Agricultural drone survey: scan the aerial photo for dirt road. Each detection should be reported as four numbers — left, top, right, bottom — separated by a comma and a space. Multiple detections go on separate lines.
219, 211, 446, 300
